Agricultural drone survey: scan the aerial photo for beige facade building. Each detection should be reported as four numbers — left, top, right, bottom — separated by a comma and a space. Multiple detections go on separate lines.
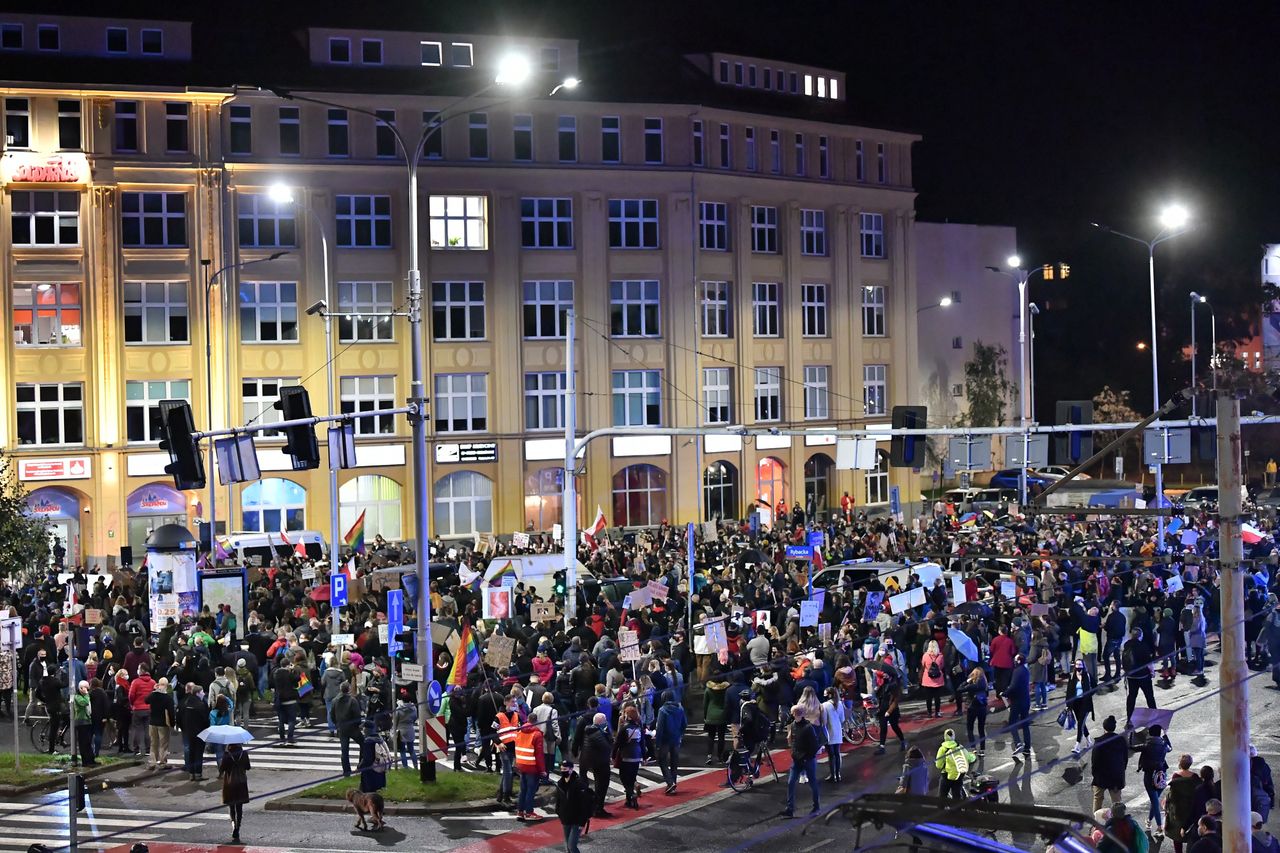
1, 14, 927, 567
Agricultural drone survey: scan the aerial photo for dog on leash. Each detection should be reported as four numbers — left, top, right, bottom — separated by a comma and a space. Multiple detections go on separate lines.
345, 788, 386, 831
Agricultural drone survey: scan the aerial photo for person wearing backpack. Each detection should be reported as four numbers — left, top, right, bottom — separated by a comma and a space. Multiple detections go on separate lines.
1252, 811, 1280, 853
1137, 724, 1172, 832
653, 689, 687, 795
780, 703, 821, 818
819, 687, 846, 783
934, 728, 976, 800
874, 663, 906, 755
920, 640, 946, 718
1098, 801, 1150, 853
358, 719, 389, 794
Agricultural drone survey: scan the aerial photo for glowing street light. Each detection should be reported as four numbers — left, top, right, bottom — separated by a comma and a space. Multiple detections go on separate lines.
1160, 203, 1191, 231
1006, 254, 1022, 269
495, 54, 533, 86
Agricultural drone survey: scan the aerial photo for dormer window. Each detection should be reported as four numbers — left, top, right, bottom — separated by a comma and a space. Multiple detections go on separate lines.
106, 27, 127, 54
361, 38, 382, 64
141, 28, 163, 55
329, 37, 351, 63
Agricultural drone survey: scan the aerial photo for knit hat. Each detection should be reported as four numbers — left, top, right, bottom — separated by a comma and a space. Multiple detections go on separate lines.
1111, 802, 1127, 817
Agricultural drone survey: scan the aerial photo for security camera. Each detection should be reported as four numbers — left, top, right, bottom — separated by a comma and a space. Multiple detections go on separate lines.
729, 425, 747, 436
768, 427, 781, 436
305, 300, 327, 316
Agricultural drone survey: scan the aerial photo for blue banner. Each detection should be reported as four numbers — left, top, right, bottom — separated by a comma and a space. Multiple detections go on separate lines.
785, 545, 813, 560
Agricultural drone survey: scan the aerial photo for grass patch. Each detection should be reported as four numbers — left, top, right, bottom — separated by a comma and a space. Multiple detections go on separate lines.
297, 768, 499, 804
0, 752, 124, 786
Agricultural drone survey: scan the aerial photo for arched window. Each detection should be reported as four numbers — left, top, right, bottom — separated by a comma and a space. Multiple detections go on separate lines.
524, 468, 562, 531
241, 478, 306, 532
865, 450, 890, 504
340, 475, 402, 542
804, 453, 834, 514
704, 461, 738, 520
434, 471, 493, 537
755, 456, 788, 510
611, 464, 667, 528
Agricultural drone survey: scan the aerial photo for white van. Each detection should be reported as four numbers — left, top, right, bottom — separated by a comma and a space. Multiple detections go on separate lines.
481, 553, 592, 600
222, 530, 326, 565
811, 560, 945, 592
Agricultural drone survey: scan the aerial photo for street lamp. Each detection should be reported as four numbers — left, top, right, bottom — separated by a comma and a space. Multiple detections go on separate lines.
916, 295, 953, 313
1028, 302, 1040, 419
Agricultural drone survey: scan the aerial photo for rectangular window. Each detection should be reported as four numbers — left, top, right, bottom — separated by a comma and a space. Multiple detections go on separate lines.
754, 367, 781, 422
4, 97, 28, 148
238, 281, 298, 343
861, 285, 886, 336
522, 280, 572, 339
434, 373, 487, 432
37, 24, 58, 51
450, 42, 473, 67
817, 77, 826, 98
336, 194, 392, 248
863, 364, 887, 415
608, 198, 659, 249
752, 282, 780, 338
164, 102, 188, 153
691, 119, 704, 167
121, 192, 186, 247
745, 126, 757, 171
432, 281, 486, 341
106, 27, 127, 54
609, 279, 660, 337
329, 37, 351, 63
860, 212, 885, 258
124, 281, 188, 344
327, 108, 349, 157
855, 140, 865, 181
800, 208, 826, 256
126, 379, 190, 443
952, 336, 963, 349
600, 116, 620, 163
237, 194, 296, 248
12, 282, 81, 347
520, 197, 573, 248
540, 46, 560, 72
557, 115, 577, 162
700, 281, 731, 337
734, 63, 744, 85
513, 114, 533, 162
241, 378, 295, 437
718, 60, 729, 82
750, 205, 778, 253
524, 371, 567, 431
803, 366, 830, 420
763, 68, 772, 89
818, 135, 830, 178
748, 65, 757, 87
698, 201, 729, 251
718, 123, 731, 169
278, 106, 300, 156
229, 104, 252, 155
420, 40, 442, 65
643, 117, 663, 164
375, 109, 396, 158
340, 376, 396, 435
114, 101, 138, 152
421, 110, 442, 159
361, 38, 382, 64
16, 383, 82, 446
11, 190, 79, 246
866, 459, 889, 504
428, 195, 486, 249
140, 28, 162, 55
794, 132, 806, 176
769, 129, 781, 174
801, 283, 828, 337
611, 370, 661, 427
877, 142, 887, 183
829, 78, 839, 99
56, 100, 80, 150
468, 112, 488, 159
1, 23, 22, 49
337, 281, 394, 342
804, 74, 814, 96
703, 367, 732, 424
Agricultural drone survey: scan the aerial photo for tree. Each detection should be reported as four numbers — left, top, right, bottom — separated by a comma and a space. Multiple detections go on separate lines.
961, 341, 1012, 427
1092, 385, 1144, 471
0, 451, 51, 576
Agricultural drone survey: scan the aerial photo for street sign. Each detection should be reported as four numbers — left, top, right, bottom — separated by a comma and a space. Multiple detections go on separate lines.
947, 435, 993, 471
426, 679, 443, 714
387, 589, 404, 657
1143, 427, 1192, 465
889, 485, 901, 517
424, 715, 449, 761
807, 530, 824, 550
399, 662, 424, 682
785, 545, 813, 560
331, 573, 348, 607
0, 617, 21, 652
1003, 434, 1050, 468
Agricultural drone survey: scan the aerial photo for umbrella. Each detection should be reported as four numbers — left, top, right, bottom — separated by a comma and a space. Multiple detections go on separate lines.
309, 584, 331, 602
952, 601, 985, 616
737, 548, 767, 567
201, 725, 254, 745
947, 627, 980, 663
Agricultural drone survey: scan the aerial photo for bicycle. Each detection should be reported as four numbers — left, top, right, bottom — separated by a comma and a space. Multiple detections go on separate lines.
29, 715, 69, 753
844, 695, 880, 745
725, 737, 779, 792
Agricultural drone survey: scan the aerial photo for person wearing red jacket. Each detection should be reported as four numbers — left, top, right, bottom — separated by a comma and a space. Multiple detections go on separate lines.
989, 625, 1017, 710
126, 665, 156, 755
513, 722, 546, 821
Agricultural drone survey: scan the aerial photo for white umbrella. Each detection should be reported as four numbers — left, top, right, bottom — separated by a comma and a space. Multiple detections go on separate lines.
201, 725, 254, 745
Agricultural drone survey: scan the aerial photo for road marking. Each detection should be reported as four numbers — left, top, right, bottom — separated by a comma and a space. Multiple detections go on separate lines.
797, 840, 834, 853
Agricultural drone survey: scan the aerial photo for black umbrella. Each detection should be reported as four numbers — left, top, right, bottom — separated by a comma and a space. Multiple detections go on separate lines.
952, 601, 985, 616
737, 548, 767, 567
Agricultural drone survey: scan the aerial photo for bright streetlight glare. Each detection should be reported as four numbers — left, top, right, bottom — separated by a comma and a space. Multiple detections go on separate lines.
495, 54, 532, 86
939, 296, 953, 307
1137, 341, 1148, 350
561, 76, 581, 90
268, 183, 294, 204
1159, 203, 1190, 230
1006, 254, 1022, 269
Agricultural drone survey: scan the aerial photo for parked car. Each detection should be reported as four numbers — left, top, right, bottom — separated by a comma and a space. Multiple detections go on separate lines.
1178, 485, 1219, 509
988, 468, 1052, 491
942, 487, 981, 506
970, 488, 1019, 514
1033, 465, 1091, 481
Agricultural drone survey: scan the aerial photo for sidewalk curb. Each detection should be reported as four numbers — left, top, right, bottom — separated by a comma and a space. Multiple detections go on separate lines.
0, 758, 142, 796
265, 791, 542, 816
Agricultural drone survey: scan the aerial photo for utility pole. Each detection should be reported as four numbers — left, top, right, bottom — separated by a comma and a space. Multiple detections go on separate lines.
1216, 394, 1249, 853
562, 308, 578, 629
66, 625, 77, 852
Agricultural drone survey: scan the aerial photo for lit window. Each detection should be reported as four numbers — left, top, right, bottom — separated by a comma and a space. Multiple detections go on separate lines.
804, 74, 813, 96
829, 78, 839, 99
337, 281, 394, 342
238, 281, 298, 343
12, 282, 81, 347
16, 383, 83, 446
428, 195, 487, 249
124, 281, 188, 344
817, 77, 826, 98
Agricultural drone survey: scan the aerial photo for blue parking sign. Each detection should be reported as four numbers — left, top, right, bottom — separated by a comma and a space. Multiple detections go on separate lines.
332, 573, 348, 607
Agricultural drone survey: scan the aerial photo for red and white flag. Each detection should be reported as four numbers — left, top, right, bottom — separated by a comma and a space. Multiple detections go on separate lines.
581, 505, 607, 551
280, 523, 307, 558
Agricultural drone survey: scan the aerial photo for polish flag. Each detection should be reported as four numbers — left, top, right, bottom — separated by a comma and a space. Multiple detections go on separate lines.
581, 506, 607, 550
280, 525, 307, 559
1242, 523, 1267, 545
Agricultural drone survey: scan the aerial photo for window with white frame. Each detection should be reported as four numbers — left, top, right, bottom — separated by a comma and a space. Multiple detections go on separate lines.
520, 197, 573, 248
4, 97, 29, 148
608, 198, 659, 248
701, 281, 731, 337
863, 364, 887, 415
428, 195, 486, 249
237, 194, 296, 248
140, 28, 162, 55
124, 281, 187, 344
340, 375, 396, 435
241, 378, 295, 437
718, 60, 729, 82
558, 115, 577, 162
745, 126, 757, 171
57, 100, 79, 150
37, 23, 58, 51
643, 117, 663, 163
434, 373, 487, 432
126, 379, 189, 443
699, 201, 728, 251
361, 38, 382, 64
801, 283, 828, 337
855, 140, 865, 181
114, 100, 137, 152
750, 205, 778, 253
106, 26, 127, 53
861, 285, 886, 336
374, 109, 396, 158
420, 40, 442, 65
734, 62, 744, 84
769, 129, 781, 173
513, 114, 533, 161
800, 208, 826, 255
229, 104, 252, 155
16, 383, 83, 446
278, 106, 300, 156
328, 36, 350, 63
754, 367, 782, 422
691, 119, 704, 167
327, 108, 349, 157
11, 190, 79, 246
819, 135, 830, 178
601, 116, 620, 163
803, 365, 830, 419
431, 281, 486, 341
164, 102, 188, 152
1, 23, 21, 50
609, 280, 660, 337
752, 282, 780, 337
337, 194, 392, 248
13, 282, 81, 347
794, 132, 806, 176
703, 367, 732, 424
238, 281, 298, 343
865, 450, 889, 503
524, 371, 566, 431
877, 142, 887, 183
337, 281, 394, 342
612, 370, 661, 426
522, 280, 572, 339
450, 42, 473, 67
434, 471, 492, 537
340, 475, 402, 541
242, 478, 305, 531
421, 110, 442, 158
121, 192, 186, 247
719, 123, 731, 169
468, 111, 488, 159
860, 212, 885, 258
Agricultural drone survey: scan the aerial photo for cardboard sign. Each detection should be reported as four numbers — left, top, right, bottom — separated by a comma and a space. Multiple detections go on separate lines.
377, 624, 389, 644
530, 602, 556, 623
915, 563, 943, 588
512, 532, 530, 549
552, 524, 563, 542
330, 633, 355, 647
702, 521, 718, 541
301, 565, 316, 581
627, 587, 652, 609
1030, 603, 1051, 617
703, 620, 728, 653
799, 600, 820, 627
1165, 573, 1184, 593
754, 610, 772, 631
485, 634, 515, 670
888, 590, 913, 614
818, 622, 832, 644
484, 587, 512, 620
430, 623, 461, 658
646, 580, 669, 602
84, 609, 104, 625
862, 591, 885, 622
1000, 580, 1017, 599
618, 628, 641, 662
952, 577, 967, 604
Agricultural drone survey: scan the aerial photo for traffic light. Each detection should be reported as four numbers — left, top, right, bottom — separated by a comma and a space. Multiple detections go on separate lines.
158, 400, 206, 490
1054, 401, 1093, 465
392, 630, 415, 663
889, 405, 927, 468
553, 570, 566, 597
1059, 263, 1070, 279
71, 773, 87, 812
274, 386, 320, 470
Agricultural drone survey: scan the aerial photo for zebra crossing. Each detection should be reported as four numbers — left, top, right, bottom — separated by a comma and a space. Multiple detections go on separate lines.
0, 800, 220, 851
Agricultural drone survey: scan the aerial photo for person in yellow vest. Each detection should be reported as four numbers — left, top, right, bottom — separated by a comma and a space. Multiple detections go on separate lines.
493, 695, 523, 808
1268, 457, 1278, 488
514, 721, 547, 822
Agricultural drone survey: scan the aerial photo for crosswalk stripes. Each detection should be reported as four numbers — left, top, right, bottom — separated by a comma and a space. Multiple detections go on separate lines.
0, 801, 218, 851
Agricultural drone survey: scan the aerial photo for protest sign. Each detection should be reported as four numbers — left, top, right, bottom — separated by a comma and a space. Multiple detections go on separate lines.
799, 600, 820, 627
704, 619, 728, 653
1000, 580, 1017, 599
647, 580, 669, 601
887, 590, 913, 614
862, 591, 885, 622
915, 563, 943, 588
818, 623, 832, 644
301, 565, 316, 581
512, 531, 530, 549
485, 635, 515, 670
618, 628, 641, 661
531, 602, 556, 622
754, 610, 772, 631
952, 576, 967, 603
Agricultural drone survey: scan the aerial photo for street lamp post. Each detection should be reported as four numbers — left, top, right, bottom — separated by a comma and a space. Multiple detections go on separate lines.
1028, 302, 1040, 419
1190, 291, 1207, 418
915, 295, 953, 314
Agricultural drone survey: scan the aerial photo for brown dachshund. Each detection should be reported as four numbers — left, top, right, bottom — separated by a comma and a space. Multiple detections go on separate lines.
345, 788, 386, 831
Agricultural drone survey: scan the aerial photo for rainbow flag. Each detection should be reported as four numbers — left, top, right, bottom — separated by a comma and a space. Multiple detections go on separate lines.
448, 624, 481, 687
484, 558, 521, 586
959, 512, 978, 527
344, 510, 367, 555
297, 671, 313, 697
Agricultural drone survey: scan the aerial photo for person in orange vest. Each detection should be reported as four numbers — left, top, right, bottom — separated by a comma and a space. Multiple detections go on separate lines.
493, 694, 523, 807
514, 721, 547, 821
